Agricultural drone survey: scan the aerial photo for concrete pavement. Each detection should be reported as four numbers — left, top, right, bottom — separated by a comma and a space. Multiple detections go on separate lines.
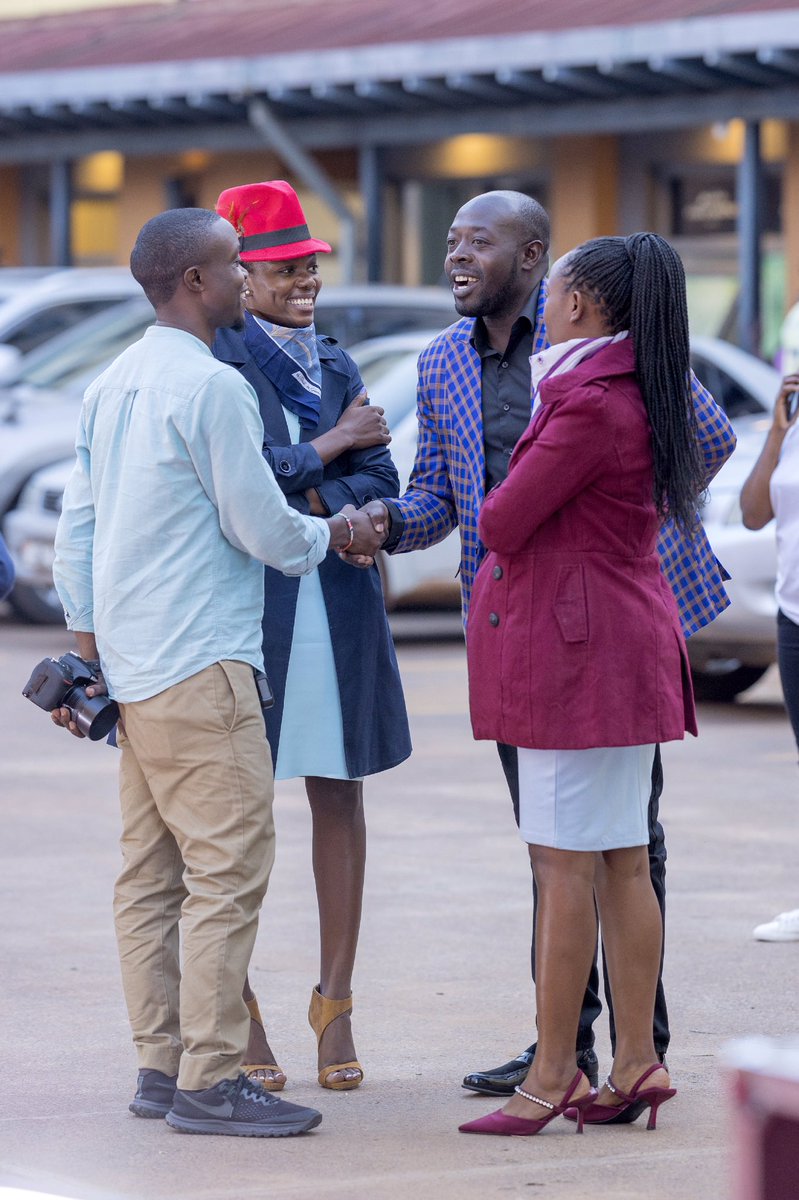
1, 614, 797, 1200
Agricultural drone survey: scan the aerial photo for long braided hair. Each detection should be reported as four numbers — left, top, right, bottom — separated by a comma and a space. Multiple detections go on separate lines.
561, 232, 704, 532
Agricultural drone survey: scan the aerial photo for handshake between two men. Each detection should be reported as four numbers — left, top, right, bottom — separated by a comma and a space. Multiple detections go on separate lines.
333, 501, 390, 569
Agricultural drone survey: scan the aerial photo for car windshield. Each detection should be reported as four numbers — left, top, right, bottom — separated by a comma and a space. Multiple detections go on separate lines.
15, 298, 155, 394
366, 352, 421, 427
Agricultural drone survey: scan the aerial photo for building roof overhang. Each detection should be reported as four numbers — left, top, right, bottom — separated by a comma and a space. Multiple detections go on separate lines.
2, 7, 799, 163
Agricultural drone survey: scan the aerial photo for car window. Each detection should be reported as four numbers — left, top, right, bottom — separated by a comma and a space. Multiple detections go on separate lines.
367, 355, 420, 427
316, 303, 452, 347
19, 302, 155, 393
358, 350, 419, 391
4, 299, 113, 355
690, 353, 765, 420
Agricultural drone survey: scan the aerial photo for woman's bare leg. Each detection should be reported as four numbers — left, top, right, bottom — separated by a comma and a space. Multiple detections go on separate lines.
593, 846, 670, 1102
307, 776, 366, 1085
242, 974, 286, 1087
504, 844, 597, 1118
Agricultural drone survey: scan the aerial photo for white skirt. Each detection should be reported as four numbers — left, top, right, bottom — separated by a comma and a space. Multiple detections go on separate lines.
517, 744, 655, 851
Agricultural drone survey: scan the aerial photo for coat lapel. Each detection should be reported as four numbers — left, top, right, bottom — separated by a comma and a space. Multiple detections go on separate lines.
446, 333, 486, 507
304, 342, 349, 440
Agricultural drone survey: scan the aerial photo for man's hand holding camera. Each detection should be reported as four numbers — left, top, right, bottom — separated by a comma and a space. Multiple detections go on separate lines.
22, 630, 119, 741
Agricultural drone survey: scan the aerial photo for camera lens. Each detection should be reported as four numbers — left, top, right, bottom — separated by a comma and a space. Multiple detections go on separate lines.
68, 691, 120, 741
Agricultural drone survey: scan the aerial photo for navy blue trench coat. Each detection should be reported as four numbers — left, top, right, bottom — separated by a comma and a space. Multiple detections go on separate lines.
213, 318, 411, 778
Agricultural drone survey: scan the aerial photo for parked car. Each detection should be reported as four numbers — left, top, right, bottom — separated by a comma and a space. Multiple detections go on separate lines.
0, 267, 57, 303
0, 286, 456, 623
0, 297, 156, 621
6, 303, 783, 698
0, 267, 144, 384
688, 337, 780, 699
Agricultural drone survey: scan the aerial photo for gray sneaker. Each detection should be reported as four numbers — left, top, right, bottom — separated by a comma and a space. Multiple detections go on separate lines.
129, 1068, 177, 1118
165, 1073, 322, 1137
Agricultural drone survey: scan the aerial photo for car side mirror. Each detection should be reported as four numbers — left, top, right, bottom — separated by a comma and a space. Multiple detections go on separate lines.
0, 343, 22, 386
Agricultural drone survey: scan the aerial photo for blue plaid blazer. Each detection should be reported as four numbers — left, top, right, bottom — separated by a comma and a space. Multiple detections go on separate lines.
391, 280, 737, 636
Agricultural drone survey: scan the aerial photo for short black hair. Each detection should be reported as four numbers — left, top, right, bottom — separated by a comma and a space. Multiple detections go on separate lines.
130, 208, 224, 306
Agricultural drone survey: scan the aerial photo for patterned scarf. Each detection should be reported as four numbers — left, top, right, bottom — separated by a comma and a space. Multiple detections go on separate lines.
244, 311, 322, 428
530, 331, 630, 414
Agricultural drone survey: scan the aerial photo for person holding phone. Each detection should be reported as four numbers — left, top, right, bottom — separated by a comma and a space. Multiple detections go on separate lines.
741, 373, 799, 942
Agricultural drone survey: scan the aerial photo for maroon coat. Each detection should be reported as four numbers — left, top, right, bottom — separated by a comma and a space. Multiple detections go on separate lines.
467, 339, 697, 751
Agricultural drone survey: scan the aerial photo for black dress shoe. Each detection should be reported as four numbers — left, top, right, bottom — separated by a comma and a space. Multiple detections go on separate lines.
462, 1043, 599, 1095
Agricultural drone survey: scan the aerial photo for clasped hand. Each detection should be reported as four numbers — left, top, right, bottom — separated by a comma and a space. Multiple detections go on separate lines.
336, 500, 390, 569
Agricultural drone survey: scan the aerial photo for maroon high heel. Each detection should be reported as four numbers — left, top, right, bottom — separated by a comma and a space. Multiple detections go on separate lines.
566, 1063, 676, 1130
459, 1069, 597, 1136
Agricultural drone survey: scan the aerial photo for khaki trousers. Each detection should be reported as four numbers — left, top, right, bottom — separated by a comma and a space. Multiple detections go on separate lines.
114, 660, 274, 1091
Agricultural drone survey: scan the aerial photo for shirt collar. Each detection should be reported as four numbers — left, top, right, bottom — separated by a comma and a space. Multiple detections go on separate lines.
470, 284, 540, 357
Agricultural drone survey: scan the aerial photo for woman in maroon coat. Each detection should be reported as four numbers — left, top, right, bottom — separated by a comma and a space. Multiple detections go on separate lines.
461, 234, 705, 1138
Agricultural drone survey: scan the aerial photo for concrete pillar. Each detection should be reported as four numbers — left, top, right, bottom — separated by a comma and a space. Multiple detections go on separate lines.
549, 135, 619, 258
737, 120, 762, 355
0, 166, 21, 265
50, 159, 72, 266
359, 143, 383, 283
783, 123, 799, 317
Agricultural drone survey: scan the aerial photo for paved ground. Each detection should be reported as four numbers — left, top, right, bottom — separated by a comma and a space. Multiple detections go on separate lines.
1, 613, 797, 1200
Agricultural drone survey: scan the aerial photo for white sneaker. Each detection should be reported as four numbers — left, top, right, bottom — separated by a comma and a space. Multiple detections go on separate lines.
752, 908, 799, 941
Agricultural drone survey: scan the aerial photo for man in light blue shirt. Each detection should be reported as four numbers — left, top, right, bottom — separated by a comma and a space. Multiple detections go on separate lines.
52, 209, 381, 1138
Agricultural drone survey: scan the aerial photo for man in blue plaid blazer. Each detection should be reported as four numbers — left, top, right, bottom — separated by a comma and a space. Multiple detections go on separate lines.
366, 191, 736, 1096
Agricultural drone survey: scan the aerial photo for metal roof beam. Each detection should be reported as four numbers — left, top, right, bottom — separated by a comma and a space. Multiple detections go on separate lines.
402, 77, 463, 105
265, 87, 325, 114
444, 74, 515, 104
108, 98, 161, 124
309, 83, 370, 112
541, 65, 622, 98
597, 61, 674, 93
29, 103, 80, 129
72, 99, 128, 127
756, 47, 799, 77
648, 57, 725, 90
149, 96, 207, 122
247, 98, 358, 283
186, 94, 243, 119
353, 80, 423, 110
7, 81, 799, 163
703, 52, 781, 87
493, 68, 568, 100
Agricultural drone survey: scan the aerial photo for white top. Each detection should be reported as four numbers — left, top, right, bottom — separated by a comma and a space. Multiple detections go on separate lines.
770, 420, 799, 624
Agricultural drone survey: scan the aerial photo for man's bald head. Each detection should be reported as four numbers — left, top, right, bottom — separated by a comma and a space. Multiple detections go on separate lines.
454, 191, 550, 255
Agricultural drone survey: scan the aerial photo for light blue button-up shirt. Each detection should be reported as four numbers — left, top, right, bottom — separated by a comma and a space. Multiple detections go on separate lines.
54, 325, 330, 702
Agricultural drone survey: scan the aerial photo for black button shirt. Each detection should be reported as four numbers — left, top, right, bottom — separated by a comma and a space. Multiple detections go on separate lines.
382, 286, 540, 552
471, 287, 540, 492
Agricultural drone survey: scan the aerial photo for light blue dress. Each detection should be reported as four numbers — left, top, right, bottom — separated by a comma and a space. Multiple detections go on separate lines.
274, 407, 349, 781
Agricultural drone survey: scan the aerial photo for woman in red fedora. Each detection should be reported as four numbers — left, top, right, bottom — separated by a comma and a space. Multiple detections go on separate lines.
215, 180, 411, 1092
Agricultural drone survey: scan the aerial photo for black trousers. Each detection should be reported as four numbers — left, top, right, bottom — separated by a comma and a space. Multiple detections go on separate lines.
777, 609, 799, 756
496, 742, 670, 1056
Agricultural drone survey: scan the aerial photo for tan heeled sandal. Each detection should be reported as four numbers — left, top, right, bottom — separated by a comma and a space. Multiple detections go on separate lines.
308, 986, 364, 1091
243, 995, 287, 1092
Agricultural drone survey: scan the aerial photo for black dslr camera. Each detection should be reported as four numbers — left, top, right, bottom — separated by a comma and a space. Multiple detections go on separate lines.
22, 651, 120, 741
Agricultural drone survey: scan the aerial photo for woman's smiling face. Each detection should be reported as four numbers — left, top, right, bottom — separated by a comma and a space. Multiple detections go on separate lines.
243, 254, 322, 327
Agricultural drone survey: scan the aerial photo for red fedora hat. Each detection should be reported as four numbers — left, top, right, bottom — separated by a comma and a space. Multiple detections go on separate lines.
216, 180, 332, 262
